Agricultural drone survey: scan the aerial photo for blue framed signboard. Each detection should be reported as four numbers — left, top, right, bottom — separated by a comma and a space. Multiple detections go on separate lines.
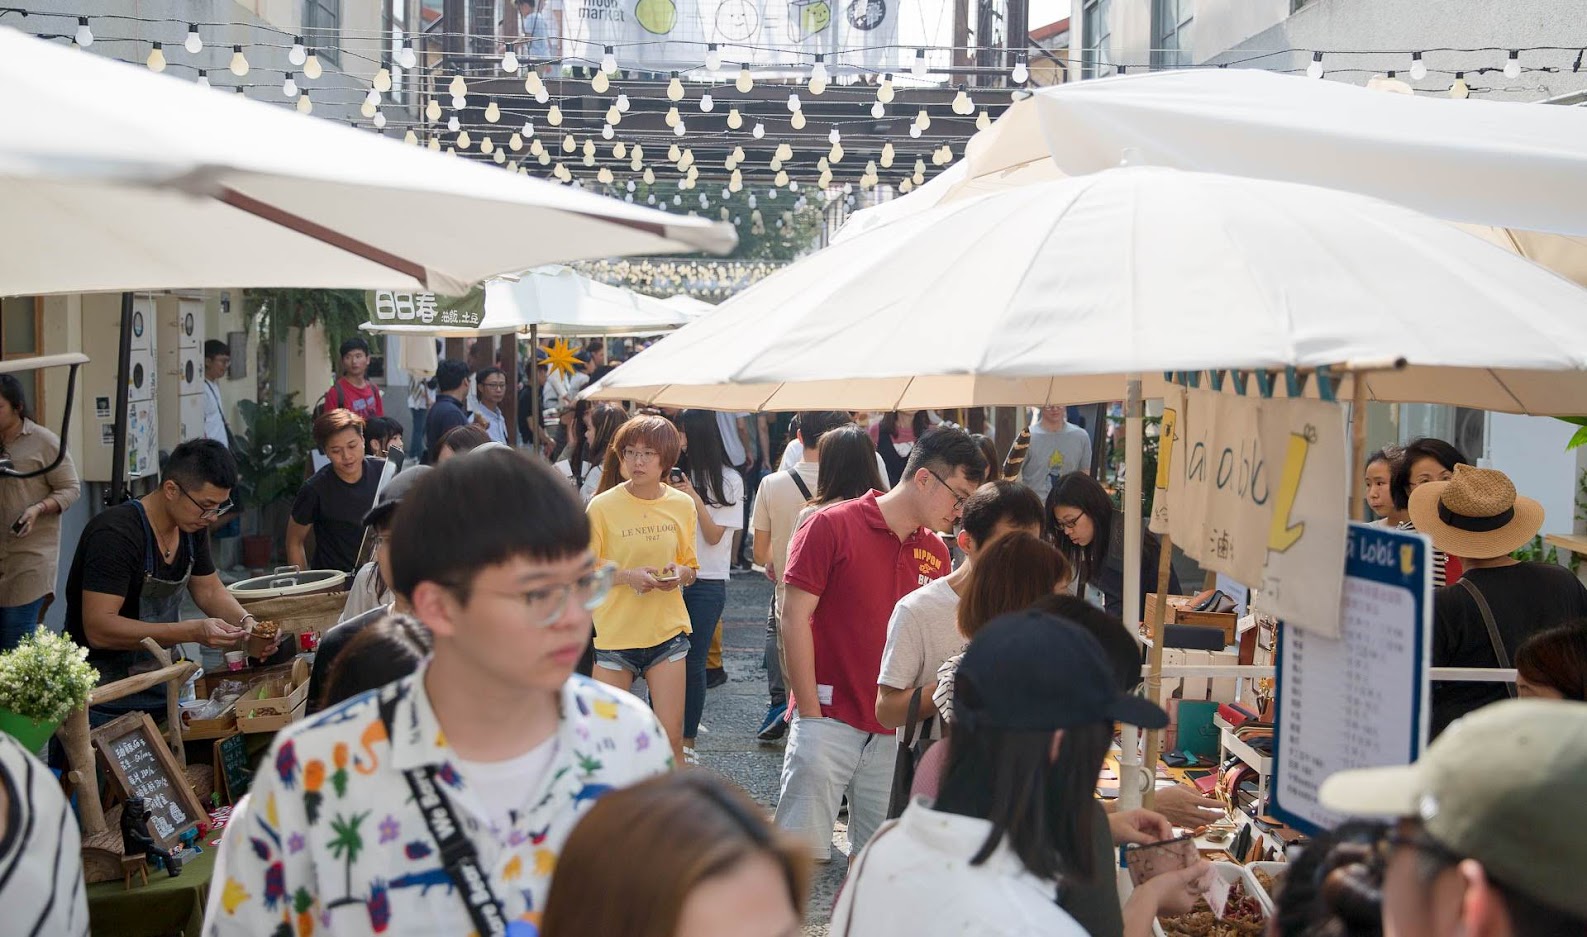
1270, 522, 1432, 836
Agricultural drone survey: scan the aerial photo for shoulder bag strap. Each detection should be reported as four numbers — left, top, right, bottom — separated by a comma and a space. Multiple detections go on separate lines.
837, 820, 899, 936
1457, 578, 1518, 699
376, 690, 511, 937
786, 468, 813, 501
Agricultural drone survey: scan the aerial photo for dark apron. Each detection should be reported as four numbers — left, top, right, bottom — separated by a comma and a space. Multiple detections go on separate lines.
91, 500, 193, 722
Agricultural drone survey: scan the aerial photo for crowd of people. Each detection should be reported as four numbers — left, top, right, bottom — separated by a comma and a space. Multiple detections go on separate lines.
3, 344, 1587, 937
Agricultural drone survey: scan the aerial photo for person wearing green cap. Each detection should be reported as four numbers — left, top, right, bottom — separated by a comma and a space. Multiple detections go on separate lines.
1319, 699, 1587, 937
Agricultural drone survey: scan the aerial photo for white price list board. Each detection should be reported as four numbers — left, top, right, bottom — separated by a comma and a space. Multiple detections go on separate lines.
1270, 523, 1432, 835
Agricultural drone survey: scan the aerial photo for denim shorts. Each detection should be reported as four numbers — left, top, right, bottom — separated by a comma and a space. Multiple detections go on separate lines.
594, 632, 691, 676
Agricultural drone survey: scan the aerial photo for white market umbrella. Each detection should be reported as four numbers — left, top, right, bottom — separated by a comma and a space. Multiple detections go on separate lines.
0, 27, 734, 297
360, 266, 695, 338
660, 294, 717, 317
587, 167, 1587, 415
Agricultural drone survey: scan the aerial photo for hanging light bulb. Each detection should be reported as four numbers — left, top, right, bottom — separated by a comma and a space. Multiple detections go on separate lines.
448, 115, 460, 132
304, 51, 323, 80
770, 157, 783, 170
281, 71, 298, 97
791, 110, 806, 129
787, 92, 802, 112
592, 69, 609, 93
563, 133, 577, 153
736, 65, 754, 93
912, 48, 927, 77
510, 132, 524, 150
1504, 49, 1521, 78
297, 92, 312, 114
644, 167, 656, 184
667, 72, 685, 101
183, 24, 203, 55
362, 97, 379, 119
427, 98, 442, 121
809, 55, 828, 94
669, 143, 682, 162
429, 135, 442, 151
1410, 51, 1427, 81
449, 73, 468, 98
451, 92, 467, 110
775, 169, 789, 186
952, 84, 973, 115
502, 48, 520, 73
828, 127, 841, 144
1307, 51, 1324, 79
374, 109, 387, 129
485, 99, 501, 122
700, 92, 714, 112
538, 150, 551, 165
405, 129, 418, 145
915, 157, 926, 175
976, 109, 991, 131
674, 120, 687, 137
547, 104, 563, 125
74, 17, 94, 47
606, 105, 621, 124
531, 138, 545, 155
522, 120, 535, 138
616, 93, 631, 113
196, 69, 210, 88
614, 141, 627, 158
880, 142, 895, 167
730, 170, 743, 192
374, 68, 393, 93
910, 124, 922, 139
829, 142, 844, 162
732, 145, 746, 162
146, 42, 166, 73
289, 36, 307, 66
602, 123, 615, 140
598, 166, 615, 184
1011, 54, 1028, 84
397, 41, 417, 69
915, 109, 931, 131
1449, 71, 1470, 98
776, 142, 793, 161
525, 71, 545, 97
601, 46, 618, 74
870, 100, 885, 118
494, 150, 507, 165
632, 144, 643, 161
751, 122, 765, 139
665, 106, 681, 127
877, 73, 895, 103
229, 44, 249, 76
727, 108, 743, 129
705, 42, 723, 71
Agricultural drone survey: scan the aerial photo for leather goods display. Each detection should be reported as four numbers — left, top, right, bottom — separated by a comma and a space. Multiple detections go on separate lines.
1125, 835, 1199, 886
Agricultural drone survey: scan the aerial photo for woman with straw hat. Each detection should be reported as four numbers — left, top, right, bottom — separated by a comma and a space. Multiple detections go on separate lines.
1410, 464, 1587, 737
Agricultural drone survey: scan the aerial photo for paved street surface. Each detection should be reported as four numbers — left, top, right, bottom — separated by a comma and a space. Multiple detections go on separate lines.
697, 569, 848, 935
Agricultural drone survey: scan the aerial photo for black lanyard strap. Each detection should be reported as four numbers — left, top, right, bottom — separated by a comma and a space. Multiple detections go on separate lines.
377, 686, 509, 937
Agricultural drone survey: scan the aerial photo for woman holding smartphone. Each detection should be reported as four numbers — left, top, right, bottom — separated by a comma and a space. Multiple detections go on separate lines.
670, 410, 745, 764
589, 415, 699, 764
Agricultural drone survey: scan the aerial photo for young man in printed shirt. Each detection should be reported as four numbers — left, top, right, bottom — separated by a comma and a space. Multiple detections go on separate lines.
775, 427, 987, 862
208, 449, 671, 936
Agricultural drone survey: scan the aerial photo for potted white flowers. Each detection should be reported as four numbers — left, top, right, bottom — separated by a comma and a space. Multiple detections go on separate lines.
0, 626, 98, 751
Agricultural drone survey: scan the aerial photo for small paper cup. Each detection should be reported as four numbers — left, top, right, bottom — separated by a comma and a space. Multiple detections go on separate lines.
224, 650, 247, 672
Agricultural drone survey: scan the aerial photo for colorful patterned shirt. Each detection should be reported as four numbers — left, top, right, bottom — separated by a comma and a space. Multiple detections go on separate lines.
205, 666, 672, 936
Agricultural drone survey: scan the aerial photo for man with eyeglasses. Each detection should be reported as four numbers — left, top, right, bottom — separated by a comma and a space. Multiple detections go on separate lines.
1319, 699, 1587, 937
210, 448, 671, 937
471, 366, 510, 444
66, 439, 279, 725
775, 426, 987, 864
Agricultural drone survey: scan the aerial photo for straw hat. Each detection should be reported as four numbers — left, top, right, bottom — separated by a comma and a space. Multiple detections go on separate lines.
1407, 464, 1543, 560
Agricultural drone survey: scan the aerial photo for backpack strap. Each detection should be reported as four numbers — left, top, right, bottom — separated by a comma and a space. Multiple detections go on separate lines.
1458, 578, 1518, 699
786, 468, 813, 501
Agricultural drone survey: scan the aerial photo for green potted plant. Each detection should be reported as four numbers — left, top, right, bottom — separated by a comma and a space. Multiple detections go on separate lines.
0, 626, 99, 751
234, 394, 314, 569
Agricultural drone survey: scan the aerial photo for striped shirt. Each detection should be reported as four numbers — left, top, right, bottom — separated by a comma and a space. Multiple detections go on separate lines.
0, 734, 88, 936
1399, 520, 1451, 587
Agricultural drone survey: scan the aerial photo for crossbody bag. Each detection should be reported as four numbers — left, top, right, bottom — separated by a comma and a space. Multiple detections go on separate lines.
1457, 578, 1518, 699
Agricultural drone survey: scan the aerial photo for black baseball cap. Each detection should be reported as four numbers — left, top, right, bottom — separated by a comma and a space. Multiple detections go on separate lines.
362, 465, 431, 528
954, 610, 1167, 732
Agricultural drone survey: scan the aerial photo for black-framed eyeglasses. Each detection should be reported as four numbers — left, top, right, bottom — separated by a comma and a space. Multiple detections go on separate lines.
1054, 512, 1085, 532
468, 561, 618, 628
176, 483, 232, 520
925, 468, 974, 510
481, 382, 507, 390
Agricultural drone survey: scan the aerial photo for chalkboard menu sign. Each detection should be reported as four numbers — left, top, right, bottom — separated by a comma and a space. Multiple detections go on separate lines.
91, 713, 206, 850
215, 733, 254, 804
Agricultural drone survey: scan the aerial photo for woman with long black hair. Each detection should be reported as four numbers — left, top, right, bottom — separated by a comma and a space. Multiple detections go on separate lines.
833, 610, 1206, 936
557, 402, 625, 504
871, 410, 933, 487
671, 409, 745, 761
805, 424, 886, 515
1046, 472, 1179, 622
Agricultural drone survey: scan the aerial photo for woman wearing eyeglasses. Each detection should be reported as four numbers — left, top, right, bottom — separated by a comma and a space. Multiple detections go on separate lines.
588, 415, 700, 764
1046, 472, 1179, 621
287, 409, 383, 573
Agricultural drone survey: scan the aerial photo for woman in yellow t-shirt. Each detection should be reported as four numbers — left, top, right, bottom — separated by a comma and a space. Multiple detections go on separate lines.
587, 415, 699, 764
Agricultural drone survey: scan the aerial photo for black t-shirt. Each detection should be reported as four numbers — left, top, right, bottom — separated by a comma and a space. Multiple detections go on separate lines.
291, 459, 381, 572
1431, 562, 1587, 736
306, 603, 391, 716
424, 394, 469, 464
65, 500, 215, 664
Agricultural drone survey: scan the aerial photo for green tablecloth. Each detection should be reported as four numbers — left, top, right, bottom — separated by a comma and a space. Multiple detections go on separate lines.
87, 843, 216, 937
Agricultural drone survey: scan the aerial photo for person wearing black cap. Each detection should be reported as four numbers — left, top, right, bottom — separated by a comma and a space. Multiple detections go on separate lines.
306, 466, 430, 714
831, 609, 1211, 937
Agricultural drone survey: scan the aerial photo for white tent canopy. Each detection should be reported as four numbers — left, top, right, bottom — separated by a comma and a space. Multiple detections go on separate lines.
362, 266, 695, 338
1031, 69, 1587, 238
0, 27, 733, 297
587, 168, 1587, 414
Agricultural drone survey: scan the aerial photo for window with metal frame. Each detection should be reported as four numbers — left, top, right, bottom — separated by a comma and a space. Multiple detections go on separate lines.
1082, 0, 1112, 79
1151, 0, 1193, 68
303, 0, 341, 66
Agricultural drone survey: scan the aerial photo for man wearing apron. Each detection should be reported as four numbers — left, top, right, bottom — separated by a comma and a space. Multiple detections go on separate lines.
65, 439, 279, 725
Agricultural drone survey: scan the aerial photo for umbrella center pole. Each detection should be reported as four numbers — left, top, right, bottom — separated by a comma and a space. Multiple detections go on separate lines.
1118, 377, 1149, 812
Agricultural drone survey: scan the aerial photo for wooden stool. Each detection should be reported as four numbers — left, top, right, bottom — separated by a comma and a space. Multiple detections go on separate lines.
120, 854, 148, 890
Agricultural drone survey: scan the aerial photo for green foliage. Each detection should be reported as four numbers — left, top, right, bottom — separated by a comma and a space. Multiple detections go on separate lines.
234, 395, 313, 516
1513, 535, 1562, 565
602, 182, 826, 263
0, 626, 99, 723
1562, 417, 1587, 451
1107, 413, 1161, 519
247, 289, 368, 368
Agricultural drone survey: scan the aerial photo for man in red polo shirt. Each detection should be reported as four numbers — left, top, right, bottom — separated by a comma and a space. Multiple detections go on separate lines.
775, 427, 988, 862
